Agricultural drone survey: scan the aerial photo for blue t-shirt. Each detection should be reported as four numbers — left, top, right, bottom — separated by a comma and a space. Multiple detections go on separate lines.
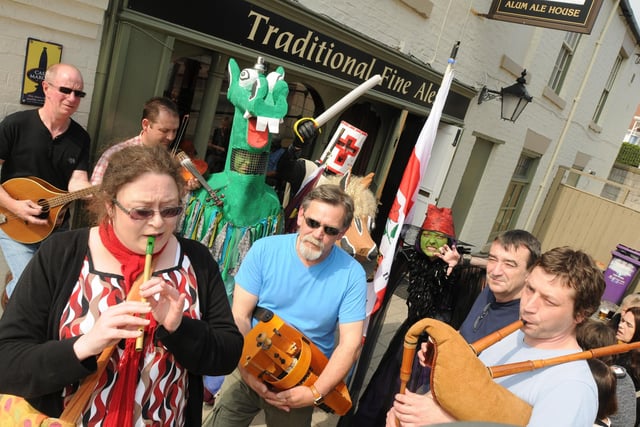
235, 233, 367, 357
479, 330, 598, 427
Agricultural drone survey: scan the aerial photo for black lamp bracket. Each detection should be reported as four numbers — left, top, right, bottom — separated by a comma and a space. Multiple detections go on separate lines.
478, 86, 501, 105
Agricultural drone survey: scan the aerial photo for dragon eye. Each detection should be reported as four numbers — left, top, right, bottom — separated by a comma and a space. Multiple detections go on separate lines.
239, 69, 259, 90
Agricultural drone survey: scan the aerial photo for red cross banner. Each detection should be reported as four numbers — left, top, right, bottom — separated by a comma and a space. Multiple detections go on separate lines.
324, 121, 368, 175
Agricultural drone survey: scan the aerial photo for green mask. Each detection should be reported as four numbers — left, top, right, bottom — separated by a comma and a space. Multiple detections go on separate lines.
420, 231, 448, 257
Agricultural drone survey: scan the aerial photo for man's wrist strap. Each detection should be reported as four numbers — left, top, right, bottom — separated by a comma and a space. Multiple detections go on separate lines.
309, 384, 324, 405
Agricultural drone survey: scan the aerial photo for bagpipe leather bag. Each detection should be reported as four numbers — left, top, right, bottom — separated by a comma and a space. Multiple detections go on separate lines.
404, 318, 532, 425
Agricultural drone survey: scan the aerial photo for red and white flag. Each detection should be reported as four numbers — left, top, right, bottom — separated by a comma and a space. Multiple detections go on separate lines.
368, 54, 457, 316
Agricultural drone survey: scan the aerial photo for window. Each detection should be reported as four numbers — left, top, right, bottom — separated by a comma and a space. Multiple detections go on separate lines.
548, 32, 580, 93
623, 117, 640, 144
632, 120, 640, 144
488, 153, 539, 241
592, 53, 624, 124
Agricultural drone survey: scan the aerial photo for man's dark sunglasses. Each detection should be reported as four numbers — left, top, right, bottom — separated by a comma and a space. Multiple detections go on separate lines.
304, 215, 341, 236
113, 199, 184, 220
47, 82, 86, 98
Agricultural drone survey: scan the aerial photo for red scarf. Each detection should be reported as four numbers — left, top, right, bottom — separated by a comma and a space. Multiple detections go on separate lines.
98, 221, 164, 427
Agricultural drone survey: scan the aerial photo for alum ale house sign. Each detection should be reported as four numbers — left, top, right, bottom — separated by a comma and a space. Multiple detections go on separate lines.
488, 0, 603, 34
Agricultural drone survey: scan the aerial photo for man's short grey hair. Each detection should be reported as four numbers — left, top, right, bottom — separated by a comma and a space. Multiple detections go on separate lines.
301, 184, 355, 230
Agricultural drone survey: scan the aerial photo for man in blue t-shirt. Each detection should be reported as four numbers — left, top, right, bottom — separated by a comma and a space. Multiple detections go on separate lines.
206, 184, 367, 427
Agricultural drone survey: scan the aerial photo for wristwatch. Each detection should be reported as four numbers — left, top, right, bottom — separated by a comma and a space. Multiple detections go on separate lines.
461, 253, 472, 266
309, 384, 324, 406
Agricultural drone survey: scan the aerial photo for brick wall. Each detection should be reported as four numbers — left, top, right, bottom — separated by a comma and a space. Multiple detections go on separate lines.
0, 0, 108, 126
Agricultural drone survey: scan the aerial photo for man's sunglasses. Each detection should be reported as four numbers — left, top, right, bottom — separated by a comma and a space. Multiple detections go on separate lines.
113, 199, 184, 220
303, 215, 342, 236
473, 303, 492, 332
47, 82, 86, 98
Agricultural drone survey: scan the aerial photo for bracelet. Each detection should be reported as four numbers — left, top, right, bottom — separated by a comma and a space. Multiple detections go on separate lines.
309, 384, 324, 406
462, 254, 472, 266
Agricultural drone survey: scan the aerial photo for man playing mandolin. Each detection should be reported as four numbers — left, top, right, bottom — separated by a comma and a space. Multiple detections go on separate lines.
205, 184, 367, 427
0, 63, 92, 302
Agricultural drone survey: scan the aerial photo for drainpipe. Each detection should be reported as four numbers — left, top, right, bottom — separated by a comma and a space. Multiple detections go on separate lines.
86, 0, 122, 155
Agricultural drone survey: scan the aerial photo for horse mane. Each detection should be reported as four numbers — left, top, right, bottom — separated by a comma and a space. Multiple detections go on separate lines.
321, 173, 378, 218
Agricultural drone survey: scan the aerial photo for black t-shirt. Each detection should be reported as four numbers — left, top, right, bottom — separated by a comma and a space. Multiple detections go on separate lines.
0, 109, 90, 189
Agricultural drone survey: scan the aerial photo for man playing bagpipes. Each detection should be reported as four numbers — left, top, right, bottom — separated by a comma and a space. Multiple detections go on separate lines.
354, 226, 539, 425
387, 246, 606, 427
204, 184, 366, 427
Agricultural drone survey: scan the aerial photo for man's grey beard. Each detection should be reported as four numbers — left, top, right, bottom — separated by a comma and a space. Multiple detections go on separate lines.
298, 235, 324, 262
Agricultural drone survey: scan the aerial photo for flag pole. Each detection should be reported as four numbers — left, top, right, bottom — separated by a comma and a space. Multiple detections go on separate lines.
339, 42, 460, 424
371, 41, 458, 315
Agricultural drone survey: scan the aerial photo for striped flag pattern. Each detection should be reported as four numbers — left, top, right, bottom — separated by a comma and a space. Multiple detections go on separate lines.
368, 55, 456, 315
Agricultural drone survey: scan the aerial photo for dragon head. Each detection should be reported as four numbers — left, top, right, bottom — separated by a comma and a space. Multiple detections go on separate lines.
226, 58, 289, 159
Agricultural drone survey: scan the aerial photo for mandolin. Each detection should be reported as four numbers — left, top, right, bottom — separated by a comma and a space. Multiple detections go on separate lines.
241, 307, 352, 415
0, 177, 97, 244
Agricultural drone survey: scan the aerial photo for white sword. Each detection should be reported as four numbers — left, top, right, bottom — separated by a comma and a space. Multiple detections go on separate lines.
294, 75, 382, 141
315, 75, 382, 127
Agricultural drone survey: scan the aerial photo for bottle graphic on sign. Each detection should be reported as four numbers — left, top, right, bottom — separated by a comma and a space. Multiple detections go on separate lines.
31, 47, 48, 97
24, 46, 48, 99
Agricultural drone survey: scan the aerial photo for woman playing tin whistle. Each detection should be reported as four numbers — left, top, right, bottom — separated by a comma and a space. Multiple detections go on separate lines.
0, 144, 242, 426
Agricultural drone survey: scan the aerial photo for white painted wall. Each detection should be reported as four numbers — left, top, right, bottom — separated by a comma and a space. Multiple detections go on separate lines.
0, 0, 108, 126
297, 0, 640, 248
0, 0, 638, 252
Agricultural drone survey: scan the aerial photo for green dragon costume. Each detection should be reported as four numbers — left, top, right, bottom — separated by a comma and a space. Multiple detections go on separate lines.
180, 58, 288, 296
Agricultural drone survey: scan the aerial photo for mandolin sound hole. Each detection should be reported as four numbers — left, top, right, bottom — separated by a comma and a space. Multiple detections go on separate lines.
37, 200, 50, 219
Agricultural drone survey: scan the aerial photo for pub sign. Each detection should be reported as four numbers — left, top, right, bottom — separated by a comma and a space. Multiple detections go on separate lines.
487, 0, 604, 34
